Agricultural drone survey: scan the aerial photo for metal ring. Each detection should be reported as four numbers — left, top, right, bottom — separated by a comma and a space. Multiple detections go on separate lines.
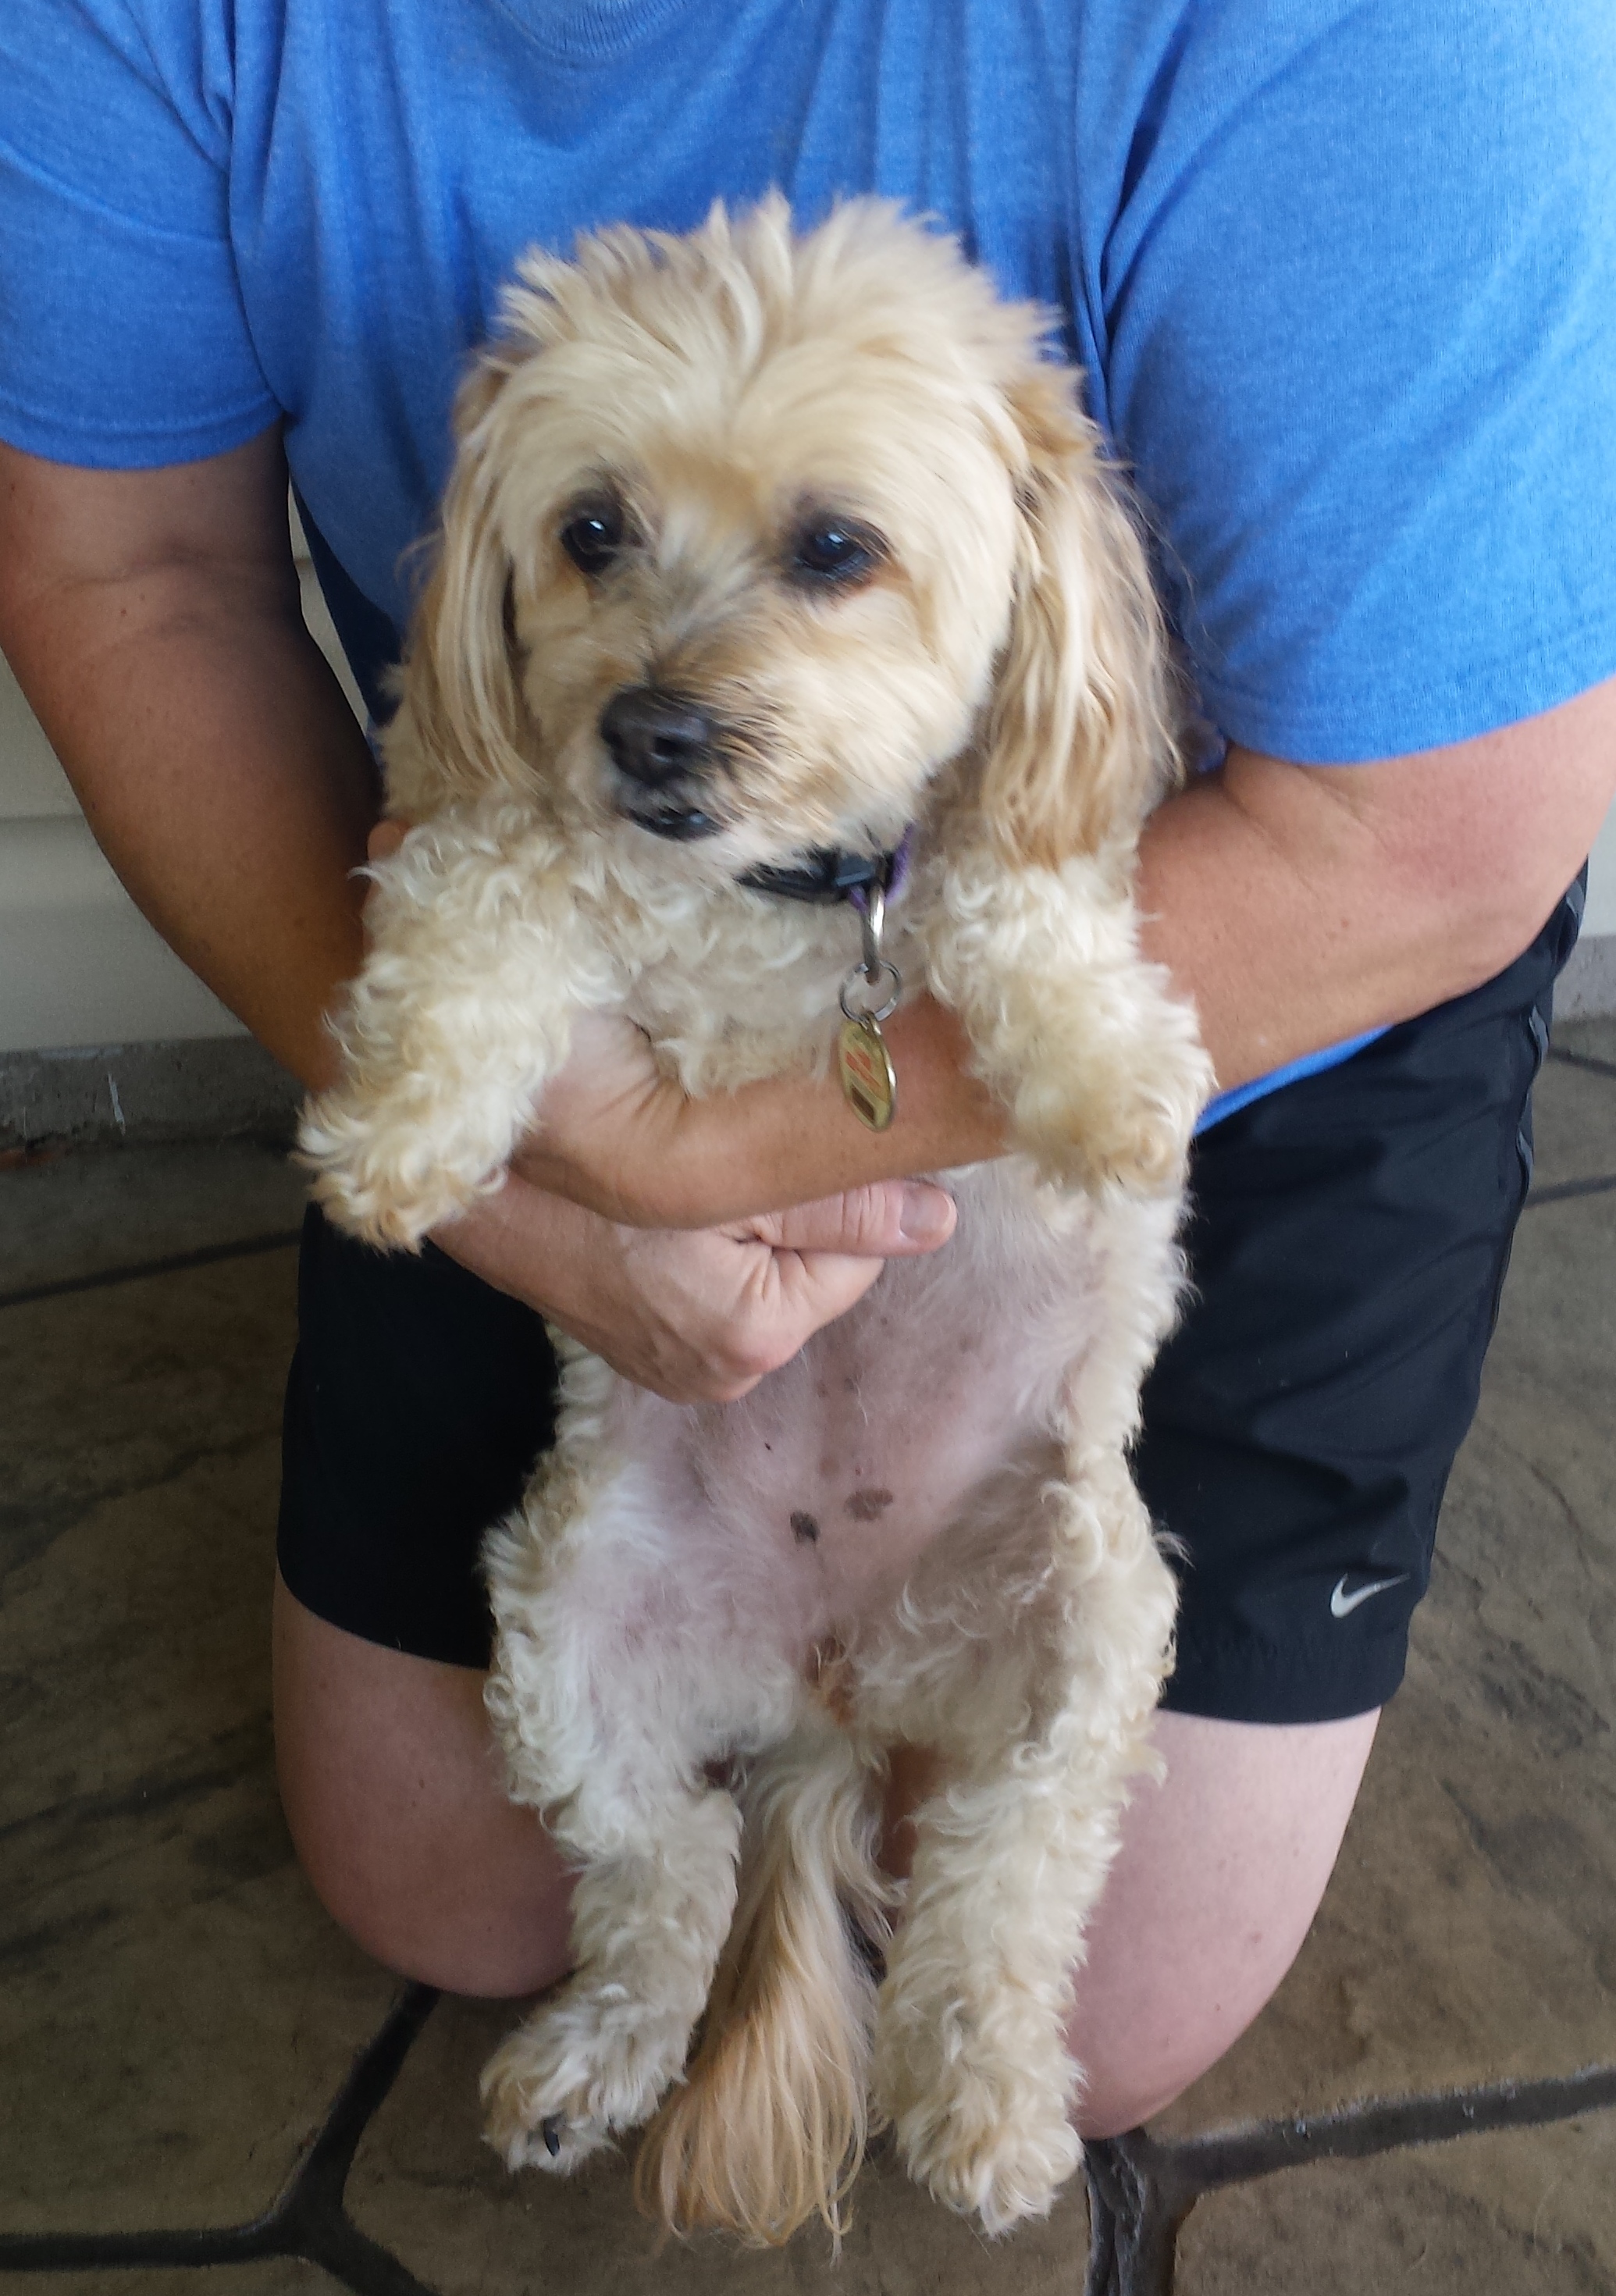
858, 881, 887, 979
840, 959, 902, 1025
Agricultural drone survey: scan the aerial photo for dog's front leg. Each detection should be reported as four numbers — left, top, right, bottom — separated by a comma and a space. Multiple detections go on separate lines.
299, 811, 621, 1248
871, 1454, 1175, 2234
920, 849, 1212, 1195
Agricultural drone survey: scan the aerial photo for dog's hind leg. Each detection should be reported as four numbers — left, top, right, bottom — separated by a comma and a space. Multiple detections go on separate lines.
870, 1452, 1175, 2234
478, 1450, 780, 2176
634, 1718, 891, 2244
479, 1764, 746, 2175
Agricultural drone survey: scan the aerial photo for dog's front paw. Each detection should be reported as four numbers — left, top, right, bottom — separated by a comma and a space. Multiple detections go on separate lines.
878, 2053, 1084, 2234
1019, 1027, 1210, 1200
480, 1988, 695, 2176
1069, 1078, 1194, 1198
297, 1087, 490, 1249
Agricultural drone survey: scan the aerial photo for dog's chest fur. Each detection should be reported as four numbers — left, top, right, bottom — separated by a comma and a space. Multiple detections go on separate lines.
588, 854, 916, 1097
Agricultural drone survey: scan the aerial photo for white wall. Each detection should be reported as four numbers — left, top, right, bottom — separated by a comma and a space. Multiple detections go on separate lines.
0, 617, 1611, 1055
1585, 799, 1616, 938
0, 537, 364, 1055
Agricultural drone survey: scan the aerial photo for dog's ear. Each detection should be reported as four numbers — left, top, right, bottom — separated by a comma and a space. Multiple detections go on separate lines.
394, 348, 532, 803
981, 364, 1180, 871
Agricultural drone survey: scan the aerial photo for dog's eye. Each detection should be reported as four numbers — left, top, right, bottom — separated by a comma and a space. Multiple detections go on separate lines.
787, 521, 884, 589
560, 501, 626, 577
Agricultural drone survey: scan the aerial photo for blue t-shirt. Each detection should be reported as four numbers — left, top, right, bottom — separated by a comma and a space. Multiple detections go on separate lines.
2, 0, 1614, 1123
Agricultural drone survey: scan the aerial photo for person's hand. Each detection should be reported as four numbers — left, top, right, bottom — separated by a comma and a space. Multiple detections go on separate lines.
432, 1168, 957, 1402
507, 1006, 730, 1226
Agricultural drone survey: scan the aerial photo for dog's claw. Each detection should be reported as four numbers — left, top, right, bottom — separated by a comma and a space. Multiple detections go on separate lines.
542, 2116, 564, 2159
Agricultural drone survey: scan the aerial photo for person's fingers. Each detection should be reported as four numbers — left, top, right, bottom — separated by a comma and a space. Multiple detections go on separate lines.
750, 1180, 956, 1258
366, 817, 409, 866
758, 1242, 892, 1334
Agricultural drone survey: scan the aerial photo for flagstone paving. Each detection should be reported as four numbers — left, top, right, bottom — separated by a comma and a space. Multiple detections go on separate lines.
2, 1020, 1612, 2294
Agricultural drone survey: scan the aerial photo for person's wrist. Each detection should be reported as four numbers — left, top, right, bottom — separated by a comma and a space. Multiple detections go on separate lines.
429, 1168, 585, 1319
510, 995, 1009, 1233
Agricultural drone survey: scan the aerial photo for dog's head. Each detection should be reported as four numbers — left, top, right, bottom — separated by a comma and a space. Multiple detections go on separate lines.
390, 196, 1178, 877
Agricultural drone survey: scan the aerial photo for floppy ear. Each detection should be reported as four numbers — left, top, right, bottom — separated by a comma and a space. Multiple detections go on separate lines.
388, 351, 532, 810
980, 365, 1180, 871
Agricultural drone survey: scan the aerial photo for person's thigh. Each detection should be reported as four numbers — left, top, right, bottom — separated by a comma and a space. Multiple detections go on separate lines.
275, 1577, 1376, 2140
1139, 883, 1578, 1727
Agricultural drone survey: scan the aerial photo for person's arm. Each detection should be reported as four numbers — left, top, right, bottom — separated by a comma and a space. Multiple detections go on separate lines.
1140, 691, 1616, 1089
0, 427, 377, 1089
511, 675, 1616, 1230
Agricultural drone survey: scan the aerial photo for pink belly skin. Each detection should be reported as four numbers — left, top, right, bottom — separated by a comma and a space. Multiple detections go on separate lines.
597, 1167, 1113, 1661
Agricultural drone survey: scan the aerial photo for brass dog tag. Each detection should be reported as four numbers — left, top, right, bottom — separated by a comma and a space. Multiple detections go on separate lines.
838, 1013, 896, 1130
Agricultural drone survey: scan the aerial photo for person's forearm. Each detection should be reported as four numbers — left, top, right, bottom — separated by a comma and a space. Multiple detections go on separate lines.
0, 436, 377, 1091
16, 582, 374, 1088
1136, 707, 1613, 1095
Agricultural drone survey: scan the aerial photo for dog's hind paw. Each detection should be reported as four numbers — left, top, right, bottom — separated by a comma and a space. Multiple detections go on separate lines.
481, 2042, 615, 2176
480, 1993, 694, 2177
884, 2065, 1084, 2234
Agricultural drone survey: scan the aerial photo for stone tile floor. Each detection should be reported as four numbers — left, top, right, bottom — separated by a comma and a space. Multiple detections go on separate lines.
2, 1024, 1613, 2295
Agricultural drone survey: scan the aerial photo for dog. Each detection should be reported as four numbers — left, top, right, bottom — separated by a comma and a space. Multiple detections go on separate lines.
300, 195, 1212, 2244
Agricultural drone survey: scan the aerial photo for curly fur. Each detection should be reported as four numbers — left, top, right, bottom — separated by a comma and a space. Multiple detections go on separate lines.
300, 195, 1212, 2242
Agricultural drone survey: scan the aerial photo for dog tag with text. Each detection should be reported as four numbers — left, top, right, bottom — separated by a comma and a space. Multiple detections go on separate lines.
838, 1013, 896, 1131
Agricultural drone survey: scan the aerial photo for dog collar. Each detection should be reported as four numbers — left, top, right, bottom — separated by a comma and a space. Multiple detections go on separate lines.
738, 827, 914, 910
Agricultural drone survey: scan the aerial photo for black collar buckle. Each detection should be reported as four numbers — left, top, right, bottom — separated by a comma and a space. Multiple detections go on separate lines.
738, 830, 912, 909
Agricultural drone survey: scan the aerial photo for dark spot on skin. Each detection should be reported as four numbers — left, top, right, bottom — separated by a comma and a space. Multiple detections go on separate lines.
791, 1511, 820, 1544
844, 1488, 895, 1522
843, 1376, 858, 1393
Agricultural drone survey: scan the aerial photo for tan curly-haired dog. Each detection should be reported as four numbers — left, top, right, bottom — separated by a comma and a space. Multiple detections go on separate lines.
301, 194, 1211, 2244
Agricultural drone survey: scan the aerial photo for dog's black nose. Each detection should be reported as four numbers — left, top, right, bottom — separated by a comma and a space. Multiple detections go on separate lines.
600, 687, 714, 787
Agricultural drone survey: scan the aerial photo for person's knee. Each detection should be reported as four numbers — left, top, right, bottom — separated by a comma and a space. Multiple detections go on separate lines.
1066, 1707, 1382, 2138
1071, 2021, 1245, 2141
275, 1715, 572, 1996
272, 1575, 575, 1997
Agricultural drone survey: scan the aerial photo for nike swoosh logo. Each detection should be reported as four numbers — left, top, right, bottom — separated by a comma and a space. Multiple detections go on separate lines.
1330, 1572, 1408, 1619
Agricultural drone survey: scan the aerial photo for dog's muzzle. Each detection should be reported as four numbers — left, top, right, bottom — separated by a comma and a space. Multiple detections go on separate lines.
600, 685, 724, 841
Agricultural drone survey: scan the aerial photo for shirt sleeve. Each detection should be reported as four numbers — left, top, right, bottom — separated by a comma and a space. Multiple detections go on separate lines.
1100, 1, 1616, 762
0, 0, 278, 466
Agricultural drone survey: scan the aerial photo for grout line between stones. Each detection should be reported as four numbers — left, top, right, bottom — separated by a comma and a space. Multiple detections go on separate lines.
1525, 1173, 1616, 1208
1084, 2061, 1616, 2294
1150, 2059, 1616, 2192
5, 2015, 1611, 2296
0, 1982, 442, 2294
0, 1230, 303, 1312
1548, 1044, 1616, 1084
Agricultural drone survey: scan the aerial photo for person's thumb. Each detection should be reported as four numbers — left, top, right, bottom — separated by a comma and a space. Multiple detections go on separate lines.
757, 1180, 956, 1258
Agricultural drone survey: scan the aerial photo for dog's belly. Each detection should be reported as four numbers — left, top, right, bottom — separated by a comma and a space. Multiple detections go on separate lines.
600, 1163, 1114, 1654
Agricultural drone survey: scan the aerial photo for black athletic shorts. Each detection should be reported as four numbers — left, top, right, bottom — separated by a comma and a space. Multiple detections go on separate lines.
277, 877, 1584, 1725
